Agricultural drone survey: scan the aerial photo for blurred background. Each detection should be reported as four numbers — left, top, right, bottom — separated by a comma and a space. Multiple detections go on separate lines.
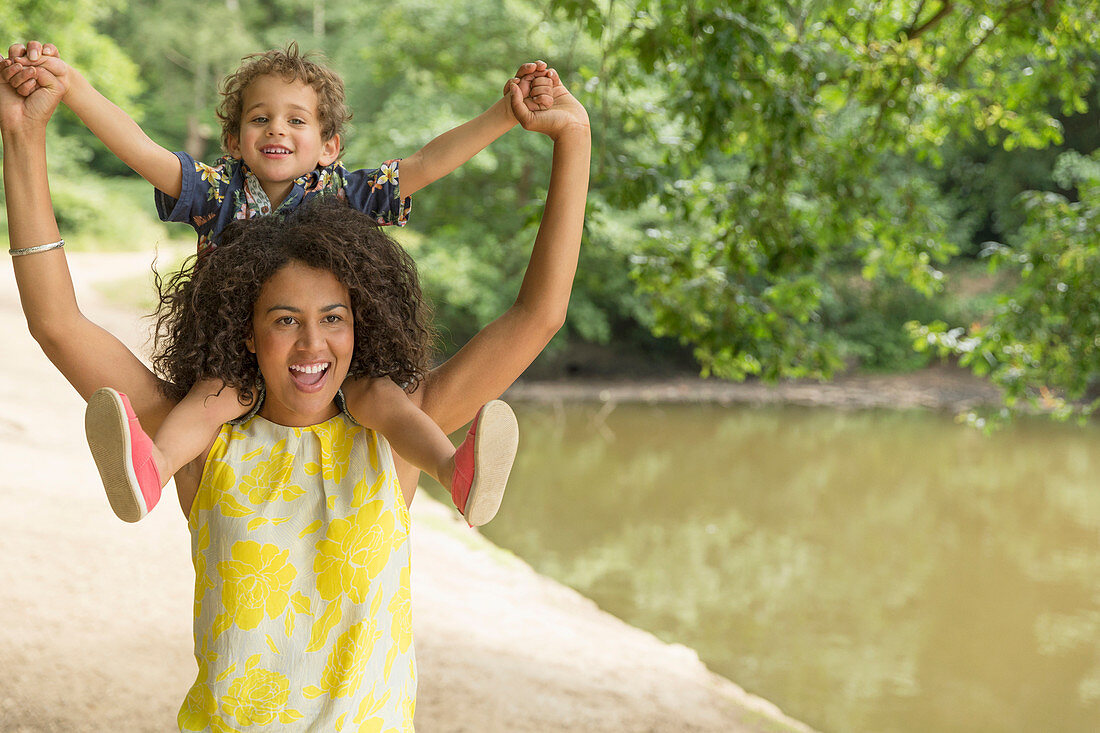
3, 2, 1100, 731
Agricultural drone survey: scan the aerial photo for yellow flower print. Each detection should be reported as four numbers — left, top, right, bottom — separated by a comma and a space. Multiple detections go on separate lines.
195, 161, 229, 186
220, 665, 302, 726
177, 640, 219, 731
217, 541, 297, 630
191, 457, 235, 518
314, 501, 394, 604
318, 617, 383, 698
177, 684, 217, 731
193, 524, 215, 619
351, 683, 391, 731
310, 419, 356, 483
388, 566, 413, 655
239, 440, 305, 504
376, 162, 398, 188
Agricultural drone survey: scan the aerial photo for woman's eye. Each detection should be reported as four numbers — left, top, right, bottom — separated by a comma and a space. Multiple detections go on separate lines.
323, 314, 343, 323
277, 316, 296, 326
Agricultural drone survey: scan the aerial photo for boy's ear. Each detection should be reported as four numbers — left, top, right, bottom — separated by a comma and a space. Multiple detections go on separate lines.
227, 132, 242, 158
318, 134, 340, 166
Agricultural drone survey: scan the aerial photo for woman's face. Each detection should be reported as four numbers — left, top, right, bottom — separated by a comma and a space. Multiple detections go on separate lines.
247, 260, 354, 427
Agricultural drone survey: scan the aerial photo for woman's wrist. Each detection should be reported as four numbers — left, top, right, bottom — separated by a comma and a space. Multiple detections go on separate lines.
1, 124, 48, 147
548, 120, 592, 144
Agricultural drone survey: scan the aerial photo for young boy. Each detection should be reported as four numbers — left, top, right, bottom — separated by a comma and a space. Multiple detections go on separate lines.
2, 41, 551, 527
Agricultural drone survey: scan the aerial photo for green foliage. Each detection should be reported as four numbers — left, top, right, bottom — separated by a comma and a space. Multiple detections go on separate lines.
555, 0, 1100, 383
8, 0, 1100, 397
911, 148, 1100, 419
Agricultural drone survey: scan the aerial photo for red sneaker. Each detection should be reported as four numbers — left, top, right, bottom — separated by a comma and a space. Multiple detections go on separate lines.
451, 400, 519, 527
85, 388, 162, 523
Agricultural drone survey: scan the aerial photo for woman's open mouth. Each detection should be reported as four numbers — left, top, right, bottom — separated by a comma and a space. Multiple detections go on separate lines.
288, 361, 330, 391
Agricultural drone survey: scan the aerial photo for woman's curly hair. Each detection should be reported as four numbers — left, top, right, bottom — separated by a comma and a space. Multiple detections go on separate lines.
152, 200, 434, 403
217, 42, 351, 155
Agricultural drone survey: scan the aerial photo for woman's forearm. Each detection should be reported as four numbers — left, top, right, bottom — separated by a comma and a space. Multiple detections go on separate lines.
416, 123, 592, 434
2, 128, 79, 340
3, 127, 62, 249
3, 123, 172, 421
512, 124, 592, 328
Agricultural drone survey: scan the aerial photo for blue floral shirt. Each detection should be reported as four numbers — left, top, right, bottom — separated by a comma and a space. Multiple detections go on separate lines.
155, 152, 412, 254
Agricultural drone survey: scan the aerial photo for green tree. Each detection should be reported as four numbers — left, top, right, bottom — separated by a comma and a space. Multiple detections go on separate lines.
555, 0, 1100, 381
912, 149, 1100, 419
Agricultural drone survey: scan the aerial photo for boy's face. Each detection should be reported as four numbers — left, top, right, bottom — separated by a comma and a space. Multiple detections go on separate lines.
228, 74, 340, 199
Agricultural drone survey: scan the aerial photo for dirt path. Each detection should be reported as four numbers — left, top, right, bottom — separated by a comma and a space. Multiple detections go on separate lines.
0, 253, 812, 732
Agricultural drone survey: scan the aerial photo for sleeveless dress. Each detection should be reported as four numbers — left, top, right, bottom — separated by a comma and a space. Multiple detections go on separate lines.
178, 406, 416, 732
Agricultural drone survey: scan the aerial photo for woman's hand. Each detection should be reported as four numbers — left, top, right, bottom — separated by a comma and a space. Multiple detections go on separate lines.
0, 49, 64, 135
505, 68, 590, 141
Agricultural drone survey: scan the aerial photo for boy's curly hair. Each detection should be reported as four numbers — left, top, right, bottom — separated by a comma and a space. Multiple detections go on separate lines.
152, 200, 434, 403
216, 42, 351, 155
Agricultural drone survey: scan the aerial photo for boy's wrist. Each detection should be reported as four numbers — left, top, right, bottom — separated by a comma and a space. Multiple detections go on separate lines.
491, 96, 519, 126
63, 68, 88, 102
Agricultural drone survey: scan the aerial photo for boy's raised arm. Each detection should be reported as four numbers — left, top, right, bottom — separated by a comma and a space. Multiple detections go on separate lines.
397, 61, 555, 197
3, 42, 183, 198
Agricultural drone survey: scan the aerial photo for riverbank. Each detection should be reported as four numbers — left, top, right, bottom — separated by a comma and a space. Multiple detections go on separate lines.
0, 252, 812, 732
505, 363, 1001, 411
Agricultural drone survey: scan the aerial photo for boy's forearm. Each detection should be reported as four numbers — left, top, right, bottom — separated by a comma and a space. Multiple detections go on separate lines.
398, 97, 517, 197
64, 72, 183, 198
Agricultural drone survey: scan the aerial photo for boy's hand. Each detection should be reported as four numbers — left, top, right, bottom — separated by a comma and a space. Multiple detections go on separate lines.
506, 68, 590, 140
505, 61, 554, 116
3, 42, 66, 97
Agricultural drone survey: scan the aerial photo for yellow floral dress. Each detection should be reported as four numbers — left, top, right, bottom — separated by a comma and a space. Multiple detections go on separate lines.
179, 409, 415, 732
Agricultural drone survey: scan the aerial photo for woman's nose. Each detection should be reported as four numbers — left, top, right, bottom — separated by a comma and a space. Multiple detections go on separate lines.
297, 323, 323, 350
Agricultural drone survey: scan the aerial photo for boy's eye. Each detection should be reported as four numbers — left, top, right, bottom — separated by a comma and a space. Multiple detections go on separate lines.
251, 116, 268, 124
290, 118, 306, 125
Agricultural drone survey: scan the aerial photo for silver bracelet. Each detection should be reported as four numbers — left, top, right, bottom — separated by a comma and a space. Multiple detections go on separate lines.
9, 239, 65, 257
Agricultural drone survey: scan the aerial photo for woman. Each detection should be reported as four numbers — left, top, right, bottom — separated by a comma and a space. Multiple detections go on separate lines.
2, 49, 589, 730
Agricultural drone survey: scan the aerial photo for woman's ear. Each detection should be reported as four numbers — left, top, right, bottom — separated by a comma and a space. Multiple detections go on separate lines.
318, 134, 340, 166
246, 330, 255, 353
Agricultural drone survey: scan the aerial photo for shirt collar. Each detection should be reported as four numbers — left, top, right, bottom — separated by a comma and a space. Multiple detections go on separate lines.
241, 162, 324, 215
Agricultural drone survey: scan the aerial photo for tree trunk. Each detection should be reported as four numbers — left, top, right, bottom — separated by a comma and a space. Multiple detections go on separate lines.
185, 56, 211, 161
314, 0, 325, 40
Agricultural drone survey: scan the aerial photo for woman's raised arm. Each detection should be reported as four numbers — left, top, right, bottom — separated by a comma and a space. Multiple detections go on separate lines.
2, 53, 172, 430
414, 70, 591, 434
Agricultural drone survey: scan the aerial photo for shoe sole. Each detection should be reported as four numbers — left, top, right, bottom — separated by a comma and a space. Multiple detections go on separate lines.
85, 388, 147, 523
464, 400, 519, 527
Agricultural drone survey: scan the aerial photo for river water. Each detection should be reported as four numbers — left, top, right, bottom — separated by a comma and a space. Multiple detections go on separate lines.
437, 402, 1100, 733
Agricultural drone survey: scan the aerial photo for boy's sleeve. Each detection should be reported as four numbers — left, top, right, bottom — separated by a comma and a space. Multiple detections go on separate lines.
341, 160, 412, 226
154, 151, 231, 228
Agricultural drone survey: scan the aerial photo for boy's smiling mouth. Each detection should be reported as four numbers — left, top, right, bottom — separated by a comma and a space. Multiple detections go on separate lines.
261, 145, 293, 156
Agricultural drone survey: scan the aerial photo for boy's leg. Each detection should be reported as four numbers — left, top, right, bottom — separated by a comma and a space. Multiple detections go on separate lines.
151, 378, 253, 479
85, 379, 251, 522
343, 377, 519, 526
